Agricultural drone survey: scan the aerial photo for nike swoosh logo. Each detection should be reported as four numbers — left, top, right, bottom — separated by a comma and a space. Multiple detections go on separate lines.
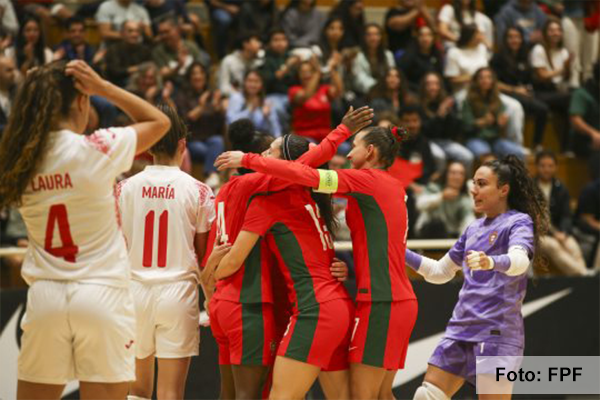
393, 289, 572, 388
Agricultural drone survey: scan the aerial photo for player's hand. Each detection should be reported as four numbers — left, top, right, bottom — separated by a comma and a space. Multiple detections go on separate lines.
330, 258, 349, 282
208, 243, 232, 267
215, 151, 246, 171
65, 60, 109, 97
341, 106, 374, 134
466, 250, 494, 271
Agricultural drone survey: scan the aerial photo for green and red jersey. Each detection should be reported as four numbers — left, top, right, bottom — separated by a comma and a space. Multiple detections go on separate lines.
240, 155, 416, 303
203, 124, 353, 304
242, 188, 350, 311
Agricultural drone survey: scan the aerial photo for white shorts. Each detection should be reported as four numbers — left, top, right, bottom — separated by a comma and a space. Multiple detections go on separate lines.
131, 279, 199, 359
18, 280, 136, 385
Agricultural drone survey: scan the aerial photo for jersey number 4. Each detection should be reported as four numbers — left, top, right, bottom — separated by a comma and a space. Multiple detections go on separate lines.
143, 210, 168, 267
44, 204, 78, 262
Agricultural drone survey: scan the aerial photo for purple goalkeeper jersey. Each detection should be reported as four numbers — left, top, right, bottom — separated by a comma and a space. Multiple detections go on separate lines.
445, 210, 534, 348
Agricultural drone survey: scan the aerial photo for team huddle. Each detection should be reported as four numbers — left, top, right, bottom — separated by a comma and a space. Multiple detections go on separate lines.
0, 60, 549, 400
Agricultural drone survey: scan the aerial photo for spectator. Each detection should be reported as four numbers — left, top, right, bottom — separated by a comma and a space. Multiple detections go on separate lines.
126, 61, 173, 105
0, 0, 19, 36
530, 17, 573, 152
281, 0, 326, 49
226, 70, 281, 137
239, 0, 279, 42
491, 26, 550, 150
53, 17, 100, 65
152, 16, 210, 81
415, 160, 475, 238
105, 20, 152, 87
144, 0, 193, 34
437, 0, 494, 49
0, 54, 16, 135
385, 0, 436, 60
397, 25, 443, 90
289, 58, 343, 142
570, 62, 600, 159
95, 0, 152, 42
218, 32, 263, 97
175, 62, 225, 186
389, 105, 437, 236
462, 67, 525, 161
6, 14, 52, 76
316, 17, 347, 77
208, 0, 242, 59
494, 0, 547, 45
352, 23, 395, 96
368, 67, 415, 115
419, 71, 474, 172
259, 29, 299, 131
574, 178, 600, 269
444, 24, 490, 93
534, 150, 587, 275
330, 0, 365, 48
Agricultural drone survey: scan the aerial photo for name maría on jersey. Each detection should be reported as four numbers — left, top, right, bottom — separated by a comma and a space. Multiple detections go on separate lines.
31, 172, 73, 192
142, 185, 175, 199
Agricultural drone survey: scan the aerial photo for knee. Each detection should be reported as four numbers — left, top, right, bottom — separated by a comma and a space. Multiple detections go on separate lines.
351, 380, 379, 400
156, 387, 182, 400
207, 135, 225, 149
413, 382, 449, 400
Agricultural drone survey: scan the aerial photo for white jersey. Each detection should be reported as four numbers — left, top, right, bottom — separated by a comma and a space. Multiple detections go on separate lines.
117, 165, 214, 284
19, 127, 137, 287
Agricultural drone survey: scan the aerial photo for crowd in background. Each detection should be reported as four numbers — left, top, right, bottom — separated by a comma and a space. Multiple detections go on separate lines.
0, 0, 599, 276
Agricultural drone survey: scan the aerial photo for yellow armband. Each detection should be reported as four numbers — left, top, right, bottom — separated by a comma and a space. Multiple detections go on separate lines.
316, 170, 338, 194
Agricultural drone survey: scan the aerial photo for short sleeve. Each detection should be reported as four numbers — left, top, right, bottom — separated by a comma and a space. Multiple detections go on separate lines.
508, 214, 534, 257
242, 196, 274, 236
448, 229, 467, 265
438, 4, 455, 24
84, 126, 137, 175
444, 48, 460, 77
196, 182, 215, 233
95, 3, 111, 23
529, 45, 548, 69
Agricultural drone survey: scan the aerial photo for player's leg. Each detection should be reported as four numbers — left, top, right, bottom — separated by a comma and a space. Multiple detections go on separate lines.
413, 365, 464, 399
79, 382, 130, 400
378, 370, 398, 400
219, 364, 236, 399
156, 357, 191, 400
318, 369, 350, 400
16, 381, 65, 400
129, 355, 155, 399
269, 356, 321, 400
231, 365, 270, 399
350, 363, 388, 399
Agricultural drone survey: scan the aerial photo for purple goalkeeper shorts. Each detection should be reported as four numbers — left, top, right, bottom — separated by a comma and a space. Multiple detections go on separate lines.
428, 337, 524, 385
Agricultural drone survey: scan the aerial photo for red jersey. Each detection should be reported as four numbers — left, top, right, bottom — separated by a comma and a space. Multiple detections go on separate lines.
242, 188, 350, 311
240, 155, 417, 303
289, 85, 332, 142
204, 124, 353, 304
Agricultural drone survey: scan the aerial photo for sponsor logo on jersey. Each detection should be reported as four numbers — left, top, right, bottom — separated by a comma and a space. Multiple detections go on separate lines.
489, 231, 498, 245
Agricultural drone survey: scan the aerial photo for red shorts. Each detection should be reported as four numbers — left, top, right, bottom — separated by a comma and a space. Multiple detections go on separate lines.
209, 298, 276, 366
277, 298, 354, 371
349, 300, 418, 370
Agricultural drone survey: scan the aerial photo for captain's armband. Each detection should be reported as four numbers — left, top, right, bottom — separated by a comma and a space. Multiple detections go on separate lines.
316, 170, 339, 194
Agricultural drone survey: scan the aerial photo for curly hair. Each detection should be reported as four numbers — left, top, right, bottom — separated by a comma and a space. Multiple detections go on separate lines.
483, 155, 550, 274
0, 61, 79, 208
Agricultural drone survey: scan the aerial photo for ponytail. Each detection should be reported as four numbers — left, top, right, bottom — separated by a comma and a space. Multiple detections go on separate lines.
0, 61, 79, 207
484, 155, 550, 274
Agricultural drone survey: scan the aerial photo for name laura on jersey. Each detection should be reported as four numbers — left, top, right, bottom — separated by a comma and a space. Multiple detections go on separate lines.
142, 185, 175, 199
31, 173, 73, 191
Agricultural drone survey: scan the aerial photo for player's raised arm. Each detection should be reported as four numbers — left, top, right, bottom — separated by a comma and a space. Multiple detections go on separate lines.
65, 60, 170, 154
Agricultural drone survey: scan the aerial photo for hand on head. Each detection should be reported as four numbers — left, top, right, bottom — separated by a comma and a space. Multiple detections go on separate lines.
341, 105, 374, 134
65, 60, 108, 97
214, 151, 246, 171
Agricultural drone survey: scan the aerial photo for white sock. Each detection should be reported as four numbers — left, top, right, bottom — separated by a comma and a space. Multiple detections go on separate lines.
127, 395, 151, 400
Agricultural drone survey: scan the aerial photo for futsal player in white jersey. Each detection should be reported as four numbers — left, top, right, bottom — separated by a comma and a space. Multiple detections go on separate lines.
0, 60, 170, 399
117, 104, 216, 400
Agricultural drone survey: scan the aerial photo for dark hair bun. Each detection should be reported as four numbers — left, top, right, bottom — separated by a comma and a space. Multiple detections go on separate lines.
228, 119, 256, 150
